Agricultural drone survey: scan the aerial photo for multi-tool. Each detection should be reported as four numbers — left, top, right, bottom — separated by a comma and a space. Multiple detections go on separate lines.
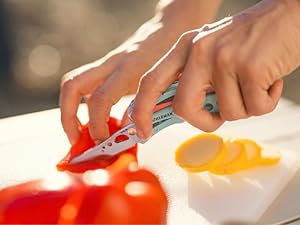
70, 81, 218, 164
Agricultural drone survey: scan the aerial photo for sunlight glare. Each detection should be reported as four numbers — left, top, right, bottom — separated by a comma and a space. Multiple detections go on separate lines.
82, 169, 109, 186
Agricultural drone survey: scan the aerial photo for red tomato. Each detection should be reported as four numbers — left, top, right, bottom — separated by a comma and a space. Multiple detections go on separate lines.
0, 167, 168, 224
57, 117, 137, 173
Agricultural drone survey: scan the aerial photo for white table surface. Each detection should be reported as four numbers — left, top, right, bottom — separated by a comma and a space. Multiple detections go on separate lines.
1, 96, 300, 224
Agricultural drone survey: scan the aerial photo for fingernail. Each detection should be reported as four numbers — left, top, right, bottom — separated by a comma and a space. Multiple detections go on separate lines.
95, 140, 101, 145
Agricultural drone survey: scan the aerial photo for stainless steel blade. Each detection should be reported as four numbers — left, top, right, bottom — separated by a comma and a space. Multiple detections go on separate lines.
69, 123, 141, 164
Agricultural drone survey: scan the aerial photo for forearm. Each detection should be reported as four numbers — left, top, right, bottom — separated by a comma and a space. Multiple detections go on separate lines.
282, 0, 300, 27
122, 0, 222, 62
234, 0, 300, 72
137, 0, 222, 39
156, 0, 222, 31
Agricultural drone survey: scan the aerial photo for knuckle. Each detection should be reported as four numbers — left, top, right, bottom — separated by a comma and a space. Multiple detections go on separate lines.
90, 88, 111, 107
267, 103, 277, 113
246, 107, 260, 116
246, 102, 270, 116
88, 121, 98, 132
240, 60, 263, 79
190, 37, 211, 62
179, 30, 198, 43
201, 125, 218, 133
220, 110, 247, 121
60, 75, 76, 93
197, 120, 223, 133
215, 46, 232, 68
172, 101, 189, 119
60, 72, 72, 85
120, 51, 144, 68
193, 38, 209, 53
139, 74, 158, 90
200, 23, 210, 31
242, 64, 256, 78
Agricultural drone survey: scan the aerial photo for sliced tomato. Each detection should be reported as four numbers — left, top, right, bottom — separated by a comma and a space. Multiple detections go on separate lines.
57, 117, 137, 173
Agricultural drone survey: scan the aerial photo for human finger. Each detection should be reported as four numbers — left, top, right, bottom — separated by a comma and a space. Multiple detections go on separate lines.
241, 78, 283, 116
60, 53, 123, 144
172, 38, 224, 131
131, 31, 198, 140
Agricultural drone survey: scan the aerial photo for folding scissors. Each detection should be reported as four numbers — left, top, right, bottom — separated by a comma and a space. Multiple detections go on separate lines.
70, 81, 218, 164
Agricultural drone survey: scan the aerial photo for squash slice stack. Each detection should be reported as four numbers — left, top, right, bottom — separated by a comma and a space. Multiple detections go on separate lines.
175, 134, 225, 173
175, 134, 281, 175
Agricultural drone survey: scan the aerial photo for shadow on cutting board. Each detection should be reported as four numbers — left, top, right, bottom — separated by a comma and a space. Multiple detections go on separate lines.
187, 160, 291, 225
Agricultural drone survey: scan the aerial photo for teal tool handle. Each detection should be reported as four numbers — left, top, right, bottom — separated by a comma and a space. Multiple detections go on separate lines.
152, 82, 218, 136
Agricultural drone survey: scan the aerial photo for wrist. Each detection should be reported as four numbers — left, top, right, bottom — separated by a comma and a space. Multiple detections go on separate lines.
127, 0, 222, 47
284, 0, 300, 15
280, 0, 300, 28
156, 0, 222, 31
282, 0, 300, 9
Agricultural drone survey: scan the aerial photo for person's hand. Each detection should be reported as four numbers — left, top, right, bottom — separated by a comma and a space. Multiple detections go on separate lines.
131, 0, 300, 140
59, 0, 222, 144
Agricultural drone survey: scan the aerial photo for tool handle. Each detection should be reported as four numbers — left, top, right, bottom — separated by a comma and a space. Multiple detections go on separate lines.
152, 92, 218, 136
156, 81, 217, 112
127, 81, 218, 139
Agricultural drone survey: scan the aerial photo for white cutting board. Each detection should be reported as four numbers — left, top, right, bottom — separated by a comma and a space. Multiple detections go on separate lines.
0, 96, 299, 225
138, 126, 299, 225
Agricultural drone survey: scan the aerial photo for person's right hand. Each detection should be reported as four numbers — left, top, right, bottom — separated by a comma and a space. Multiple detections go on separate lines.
59, 0, 222, 144
131, 0, 300, 141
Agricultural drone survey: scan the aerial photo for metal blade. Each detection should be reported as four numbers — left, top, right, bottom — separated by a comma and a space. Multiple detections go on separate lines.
69, 123, 140, 165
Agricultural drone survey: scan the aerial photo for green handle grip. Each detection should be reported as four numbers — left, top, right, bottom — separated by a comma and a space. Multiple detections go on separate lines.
152, 92, 218, 136
127, 81, 218, 138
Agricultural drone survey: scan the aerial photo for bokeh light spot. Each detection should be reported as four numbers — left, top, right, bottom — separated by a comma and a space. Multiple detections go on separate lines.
29, 44, 61, 77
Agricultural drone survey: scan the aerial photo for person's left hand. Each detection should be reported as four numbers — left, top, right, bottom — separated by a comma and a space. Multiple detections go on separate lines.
130, 0, 300, 140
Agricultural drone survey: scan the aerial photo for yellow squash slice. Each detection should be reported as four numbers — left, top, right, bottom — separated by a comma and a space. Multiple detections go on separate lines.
233, 138, 262, 169
175, 134, 281, 175
175, 133, 224, 173
259, 146, 281, 165
210, 140, 246, 175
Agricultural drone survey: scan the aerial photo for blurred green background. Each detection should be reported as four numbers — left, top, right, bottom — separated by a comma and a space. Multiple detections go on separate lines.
0, 0, 298, 118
